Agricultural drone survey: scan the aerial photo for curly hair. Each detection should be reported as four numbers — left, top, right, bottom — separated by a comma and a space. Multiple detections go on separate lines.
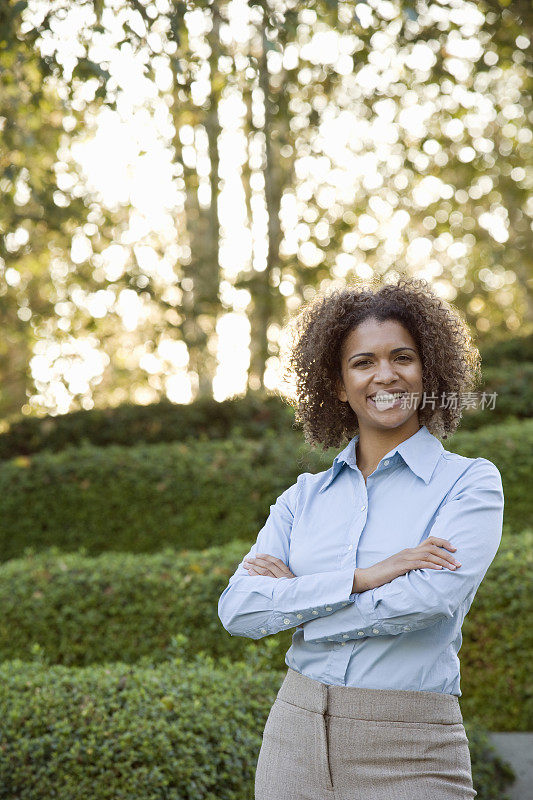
281, 276, 482, 451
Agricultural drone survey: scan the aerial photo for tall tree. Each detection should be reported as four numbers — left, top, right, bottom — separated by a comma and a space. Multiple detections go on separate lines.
3, 0, 532, 418
0, 2, 107, 420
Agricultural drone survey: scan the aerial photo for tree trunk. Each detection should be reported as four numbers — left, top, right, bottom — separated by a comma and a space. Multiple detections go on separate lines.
248, 12, 284, 391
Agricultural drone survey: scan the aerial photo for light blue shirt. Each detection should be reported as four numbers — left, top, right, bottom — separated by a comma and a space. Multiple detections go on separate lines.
217, 425, 504, 695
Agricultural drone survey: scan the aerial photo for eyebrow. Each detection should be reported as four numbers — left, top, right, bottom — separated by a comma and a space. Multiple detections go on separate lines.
348, 347, 417, 363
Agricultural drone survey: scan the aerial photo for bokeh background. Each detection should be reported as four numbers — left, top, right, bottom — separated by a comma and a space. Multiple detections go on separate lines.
0, 1, 531, 798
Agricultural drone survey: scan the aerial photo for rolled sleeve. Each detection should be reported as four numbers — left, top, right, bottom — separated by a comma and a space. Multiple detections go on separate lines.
303, 458, 504, 643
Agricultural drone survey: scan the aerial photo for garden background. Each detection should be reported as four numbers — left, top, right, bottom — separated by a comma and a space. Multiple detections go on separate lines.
0, 0, 531, 798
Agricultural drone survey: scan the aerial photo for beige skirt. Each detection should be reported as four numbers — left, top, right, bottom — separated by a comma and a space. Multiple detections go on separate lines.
255, 667, 476, 800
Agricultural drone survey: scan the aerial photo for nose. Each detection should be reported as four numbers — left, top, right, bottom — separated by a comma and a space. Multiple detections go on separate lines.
374, 360, 399, 383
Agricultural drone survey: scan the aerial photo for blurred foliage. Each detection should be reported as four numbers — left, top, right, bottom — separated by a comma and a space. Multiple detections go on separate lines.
0, 3, 89, 417
0, 330, 530, 456
0, 417, 530, 560
0, 0, 532, 419
0, 528, 529, 733
0, 655, 515, 799
0, 1, 122, 420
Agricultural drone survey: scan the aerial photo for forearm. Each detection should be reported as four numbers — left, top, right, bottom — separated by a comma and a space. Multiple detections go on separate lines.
351, 568, 374, 594
308, 462, 504, 644
304, 573, 450, 643
218, 567, 357, 640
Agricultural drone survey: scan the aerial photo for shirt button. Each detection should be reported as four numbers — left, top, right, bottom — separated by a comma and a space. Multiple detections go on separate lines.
360, 505, 367, 511
325, 606, 332, 611
372, 628, 380, 634
384, 459, 389, 466
296, 614, 303, 619
341, 642, 346, 646
342, 634, 349, 639
283, 618, 290, 624
348, 544, 353, 550
261, 628, 267, 634
358, 631, 364, 636
403, 626, 411, 630
312, 610, 318, 615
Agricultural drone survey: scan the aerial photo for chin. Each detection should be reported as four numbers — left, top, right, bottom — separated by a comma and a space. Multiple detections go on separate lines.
364, 411, 420, 430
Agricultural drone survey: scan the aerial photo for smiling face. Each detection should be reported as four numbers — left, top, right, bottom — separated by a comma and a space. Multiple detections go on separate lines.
336, 317, 424, 434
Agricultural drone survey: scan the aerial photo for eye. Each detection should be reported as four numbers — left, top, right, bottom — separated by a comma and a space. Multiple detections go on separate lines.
353, 355, 411, 367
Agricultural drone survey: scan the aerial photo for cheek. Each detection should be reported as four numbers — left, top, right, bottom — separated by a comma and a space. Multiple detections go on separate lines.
407, 363, 424, 384
346, 374, 367, 394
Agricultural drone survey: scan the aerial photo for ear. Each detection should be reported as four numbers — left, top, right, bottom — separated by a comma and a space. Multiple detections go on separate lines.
336, 378, 347, 403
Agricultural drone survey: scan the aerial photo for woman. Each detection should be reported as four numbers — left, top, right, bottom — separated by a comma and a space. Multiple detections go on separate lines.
218, 277, 504, 800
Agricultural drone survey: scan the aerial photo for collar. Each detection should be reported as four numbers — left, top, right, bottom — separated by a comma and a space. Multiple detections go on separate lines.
318, 425, 444, 492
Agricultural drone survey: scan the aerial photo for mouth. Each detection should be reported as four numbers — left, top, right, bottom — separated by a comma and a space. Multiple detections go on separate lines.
367, 391, 407, 409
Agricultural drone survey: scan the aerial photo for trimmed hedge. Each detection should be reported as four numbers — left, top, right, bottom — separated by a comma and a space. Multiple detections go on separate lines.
0, 654, 515, 800
447, 419, 531, 532
0, 419, 530, 562
0, 391, 297, 460
0, 528, 530, 731
0, 542, 251, 668
479, 332, 533, 366
0, 332, 530, 461
460, 364, 533, 430
459, 528, 532, 732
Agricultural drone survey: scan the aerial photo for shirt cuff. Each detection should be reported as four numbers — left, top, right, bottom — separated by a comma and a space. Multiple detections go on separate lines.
269, 566, 356, 630
302, 587, 380, 642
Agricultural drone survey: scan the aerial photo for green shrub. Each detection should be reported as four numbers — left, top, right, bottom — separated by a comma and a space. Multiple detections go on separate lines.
0, 419, 530, 561
0, 390, 297, 460
0, 433, 298, 560
0, 331, 530, 461
0, 528, 529, 730
459, 529, 533, 731
0, 652, 283, 800
479, 332, 533, 366
0, 654, 515, 800
460, 364, 533, 430
0, 542, 251, 667
447, 419, 531, 532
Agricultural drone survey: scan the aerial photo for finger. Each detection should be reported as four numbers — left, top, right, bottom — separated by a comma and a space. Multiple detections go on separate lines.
255, 554, 291, 568
427, 546, 461, 567
244, 558, 294, 578
427, 537, 457, 551
254, 554, 292, 573
248, 556, 288, 578
425, 555, 460, 570
244, 564, 277, 577
245, 565, 292, 579
416, 558, 459, 570
418, 545, 458, 565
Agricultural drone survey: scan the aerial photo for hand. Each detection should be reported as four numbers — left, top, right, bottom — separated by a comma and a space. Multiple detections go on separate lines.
243, 554, 296, 579
353, 536, 461, 592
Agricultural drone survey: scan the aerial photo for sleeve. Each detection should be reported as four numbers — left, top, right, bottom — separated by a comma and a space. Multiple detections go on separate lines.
302, 458, 504, 643
217, 475, 356, 640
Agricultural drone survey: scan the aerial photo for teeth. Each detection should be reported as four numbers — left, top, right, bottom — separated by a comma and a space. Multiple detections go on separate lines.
371, 392, 405, 400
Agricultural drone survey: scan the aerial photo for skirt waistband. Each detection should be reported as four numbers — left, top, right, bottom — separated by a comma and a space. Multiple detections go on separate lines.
277, 668, 463, 725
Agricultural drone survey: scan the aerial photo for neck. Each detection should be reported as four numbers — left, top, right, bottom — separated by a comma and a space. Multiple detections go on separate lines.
356, 420, 421, 475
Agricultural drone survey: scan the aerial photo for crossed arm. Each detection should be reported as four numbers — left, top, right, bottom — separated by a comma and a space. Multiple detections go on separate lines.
218, 460, 504, 642
217, 476, 356, 639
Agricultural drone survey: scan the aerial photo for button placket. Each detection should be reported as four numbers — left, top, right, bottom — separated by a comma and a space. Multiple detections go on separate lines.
345, 469, 367, 569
